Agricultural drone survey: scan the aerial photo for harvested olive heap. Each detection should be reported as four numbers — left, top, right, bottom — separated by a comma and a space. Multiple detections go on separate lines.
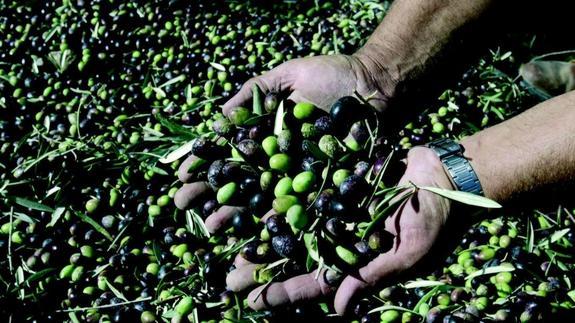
1, 1, 575, 322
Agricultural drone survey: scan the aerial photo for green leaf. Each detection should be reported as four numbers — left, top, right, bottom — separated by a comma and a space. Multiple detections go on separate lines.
186, 209, 210, 239
12, 197, 54, 212
412, 286, 440, 313
368, 305, 419, 315
303, 233, 320, 263
159, 74, 186, 89
362, 188, 413, 239
404, 280, 445, 289
209, 62, 226, 72
465, 264, 514, 281
418, 186, 502, 208
159, 140, 195, 164
273, 101, 285, 136
104, 278, 127, 301
551, 228, 571, 243
75, 212, 113, 241
48, 207, 66, 227
252, 84, 263, 115
13, 212, 37, 224
243, 114, 270, 126
155, 114, 196, 139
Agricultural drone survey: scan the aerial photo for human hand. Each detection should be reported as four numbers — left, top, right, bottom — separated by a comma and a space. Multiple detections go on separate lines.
222, 54, 396, 115
225, 146, 454, 315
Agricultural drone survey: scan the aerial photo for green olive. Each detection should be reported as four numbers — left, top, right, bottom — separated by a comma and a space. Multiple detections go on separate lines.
274, 177, 293, 197
262, 136, 279, 156
332, 169, 351, 187
272, 195, 299, 213
293, 102, 316, 119
217, 182, 237, 204
286, 204, 308, 230
269, 153, 292, 172
292, 171, 316, 193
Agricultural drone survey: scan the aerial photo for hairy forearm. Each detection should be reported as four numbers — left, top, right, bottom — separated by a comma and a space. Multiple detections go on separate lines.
354, 0, 495, 96
462, 91, 575, 202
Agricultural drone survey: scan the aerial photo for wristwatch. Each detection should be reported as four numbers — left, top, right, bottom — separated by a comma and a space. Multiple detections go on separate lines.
426, 138, 484, 196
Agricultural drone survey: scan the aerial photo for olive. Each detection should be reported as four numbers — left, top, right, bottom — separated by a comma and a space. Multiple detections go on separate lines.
240, 240, 261, 263
271, 234, 298, 258
237, 139, 264, 162
314, 189, 334, 213
340, 175, 369, 202
329, 96, 369, 137
266, 214, 289, 236
231, 209, 254, 236
314, 116, 333, 136
212, 118, 234, 136
192, 137, 224, 159
293, 102, 315, 120
277, 129, 292, 153
264, 92, 279, 112
250, 193, 268, 215
202, 199, 218, 216
325, 217, 346, 239
368, 231, 394, 252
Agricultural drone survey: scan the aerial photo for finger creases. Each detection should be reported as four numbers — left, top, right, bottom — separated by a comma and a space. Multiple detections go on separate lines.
173, 181, 212, 210
247, 269, 336, 311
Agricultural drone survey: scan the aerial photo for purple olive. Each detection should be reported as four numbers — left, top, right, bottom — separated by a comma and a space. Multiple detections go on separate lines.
354, 161, 370, 177
266, 214, 289, 236
329, 96, 370, 137
192, 137, 224, 159
314, 116, 332, 136
325, 217, 346, 239
202, 199, 218, 216
314, 189, 335, 213
207, 160, 225, 187
235, 129, 250, 143
339, 175, 369, 202
271, 234, 298, 258
237, 139, 264, 162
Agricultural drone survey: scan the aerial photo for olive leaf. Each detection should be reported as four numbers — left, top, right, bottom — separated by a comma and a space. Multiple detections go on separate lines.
252, 84, 263, 115
368, 305, 419, 315
159, 140, 195, 164
12, 197, 54, 212
75, 212, 113, 241
464, 263, 514, 281
273, 101, 285, 136
403, 280, 446, 289
362, 187, 414, 240
417, 185, 502, 208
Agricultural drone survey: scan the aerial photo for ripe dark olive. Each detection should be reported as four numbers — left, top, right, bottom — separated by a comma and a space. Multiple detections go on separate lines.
271, 234, 298, 258
240, 176, 259, 197
235, 129, 250, 143
202, 199, 218, 216
250, 193, 268, 215
314, 189, 334, 213
213, 118, 234, 136
207, 160, 225, 187
340, 175, 369, 202
314, 116, 333, 136
329, 199, 359, 217
221, 162, 243, 181
325, 217, 346, 239
240, 240, 261, 263
329, 96, 369, 137
354, 161, 370, 177
266, 214, 289, 236
349, 121, 369, 142
237, 139, 264, 162
192, 137, 224, 159
232, 209, 254, 237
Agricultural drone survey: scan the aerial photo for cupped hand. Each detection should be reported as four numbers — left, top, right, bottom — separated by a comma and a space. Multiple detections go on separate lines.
222, 54, 394, 116
225, 147, 455, 315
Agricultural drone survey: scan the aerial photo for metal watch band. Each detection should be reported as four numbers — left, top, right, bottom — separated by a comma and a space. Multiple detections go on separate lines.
426, 138, 484, 196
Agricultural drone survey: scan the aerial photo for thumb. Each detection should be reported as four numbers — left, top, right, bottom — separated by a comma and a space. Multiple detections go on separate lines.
334, 237, 421, 315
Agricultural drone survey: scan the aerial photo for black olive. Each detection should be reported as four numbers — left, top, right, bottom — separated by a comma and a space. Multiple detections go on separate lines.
237, 139, 264, 162
232, 209, 254, 237
329, 96, 370, 137
325, 217, 346, 239
314, 116, 332, 136
192, 137, 224, 159
249, 193, 268, 215
203, 199, 218, 216
314, 189, 334, 213
208, 160, 225, 187
271, 234, 298, 258
340, 175, 369, 202
266, 214, 289, 236
240, 240, 261, 262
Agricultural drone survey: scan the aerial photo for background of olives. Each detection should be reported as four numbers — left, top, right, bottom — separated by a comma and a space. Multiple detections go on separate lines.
1, 0, 575, 322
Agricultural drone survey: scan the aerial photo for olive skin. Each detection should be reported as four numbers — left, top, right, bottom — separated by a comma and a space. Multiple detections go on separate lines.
339, 175, 369, 203
266, 214, 289, 236
207, 160, 225, 187
329, 96, 370, 137
271, 234, 298, 258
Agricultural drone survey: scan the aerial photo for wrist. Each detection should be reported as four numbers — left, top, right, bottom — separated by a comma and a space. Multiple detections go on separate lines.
405, 147, 455, 191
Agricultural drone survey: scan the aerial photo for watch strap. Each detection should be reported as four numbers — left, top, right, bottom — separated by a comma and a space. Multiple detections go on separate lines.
427, 138, 484, 196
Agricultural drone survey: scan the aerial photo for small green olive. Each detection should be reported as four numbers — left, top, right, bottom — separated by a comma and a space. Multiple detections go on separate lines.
274, 177, 293, 197
292, 171, 316, 193
293, 102, 316, 119
269, 153, 292, 172
217, 182, 237, 204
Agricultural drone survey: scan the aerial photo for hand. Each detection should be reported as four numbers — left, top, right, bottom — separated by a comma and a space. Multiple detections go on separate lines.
222, 54, 395, 116
225, 147, 454, 315
175, 53, 397, 232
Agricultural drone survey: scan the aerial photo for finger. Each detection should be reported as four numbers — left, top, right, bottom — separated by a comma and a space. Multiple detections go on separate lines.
222, 75, 273, 117
204, 206, 244, 234
174, 182, 212, 210
234, 252, 253, 268
334, 230, 424, 315
247, 269, 336, 311
178, 154, 202, 183
226, 264, 259, 292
